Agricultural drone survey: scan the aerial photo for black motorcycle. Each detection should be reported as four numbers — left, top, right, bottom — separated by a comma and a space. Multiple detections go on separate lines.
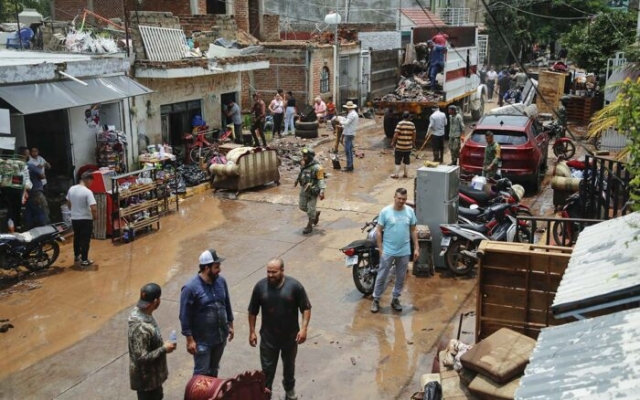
340, 217, 380, 295
0, 223, 67, 272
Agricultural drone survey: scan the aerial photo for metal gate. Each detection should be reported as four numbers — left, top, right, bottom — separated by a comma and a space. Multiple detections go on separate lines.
580, 154, 633, 220
360, 51, 371, 106
339, 57, 349, 107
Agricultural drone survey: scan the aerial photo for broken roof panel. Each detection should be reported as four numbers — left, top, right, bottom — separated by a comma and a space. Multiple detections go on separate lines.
552, 212, 640, 319
515, 307, 640, 399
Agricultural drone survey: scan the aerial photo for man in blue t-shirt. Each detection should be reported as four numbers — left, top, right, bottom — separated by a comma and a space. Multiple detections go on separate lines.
371, 188, 420, 313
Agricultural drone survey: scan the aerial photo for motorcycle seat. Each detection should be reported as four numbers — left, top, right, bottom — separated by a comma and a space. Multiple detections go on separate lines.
460, 186, 493, 204
17, 225, 57, 243
458, 222, 489, 234
342, 239, 376, 250
459, 206, 482, 218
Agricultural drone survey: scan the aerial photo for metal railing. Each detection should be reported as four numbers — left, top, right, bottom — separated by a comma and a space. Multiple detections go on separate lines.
517, 215, 604, 246
436, 8, 470, 26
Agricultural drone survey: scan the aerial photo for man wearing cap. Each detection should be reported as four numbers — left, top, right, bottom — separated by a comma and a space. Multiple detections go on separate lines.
448, 105, 465, 166
295, 148, 325, 234
248, 257, 312, 400
128, 283, 176, 400
427, 40, 447, 91
66, 171, 97, 267
339, 101, 359, 172
427, 106, 447, 162
483, 131, 501, 178
390, 111, 416, 179
179, 249, 234, 377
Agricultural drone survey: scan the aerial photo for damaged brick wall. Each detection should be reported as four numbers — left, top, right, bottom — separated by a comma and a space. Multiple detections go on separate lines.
309, 47, 334, 100
235, 0, 250, 33
262, 14, 280, 42
250, 47, 308, 105
178, 14, 239, 50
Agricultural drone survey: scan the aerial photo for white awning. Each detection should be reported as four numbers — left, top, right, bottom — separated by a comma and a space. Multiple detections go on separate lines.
0, 75, 152, 115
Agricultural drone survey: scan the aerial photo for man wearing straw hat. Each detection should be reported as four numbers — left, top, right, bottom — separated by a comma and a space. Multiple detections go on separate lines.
339, 101, 359, 172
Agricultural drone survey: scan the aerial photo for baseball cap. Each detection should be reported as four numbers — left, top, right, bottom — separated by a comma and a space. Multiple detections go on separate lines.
199, 249, 225, 265
137, 283, 161, 308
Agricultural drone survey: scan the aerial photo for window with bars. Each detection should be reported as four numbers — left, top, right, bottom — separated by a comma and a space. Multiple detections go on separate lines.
320, 67, 330, 93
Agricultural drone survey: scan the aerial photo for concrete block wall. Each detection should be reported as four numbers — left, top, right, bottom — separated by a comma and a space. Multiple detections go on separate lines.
179, 14, 238, 40
359, 32, 401, 51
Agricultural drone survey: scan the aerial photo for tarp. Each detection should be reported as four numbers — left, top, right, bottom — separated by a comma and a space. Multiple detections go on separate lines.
0, 75, 153, 115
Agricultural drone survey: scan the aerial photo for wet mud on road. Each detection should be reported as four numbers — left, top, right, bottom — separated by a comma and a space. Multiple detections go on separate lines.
0, 112, 551, 399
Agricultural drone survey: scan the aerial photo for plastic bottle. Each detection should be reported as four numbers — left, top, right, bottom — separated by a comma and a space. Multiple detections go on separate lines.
7, 218, 14, 233
169, 330, 177, 344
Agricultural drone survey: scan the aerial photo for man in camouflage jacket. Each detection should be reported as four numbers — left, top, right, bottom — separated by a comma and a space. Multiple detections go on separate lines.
296, 148, 326, 234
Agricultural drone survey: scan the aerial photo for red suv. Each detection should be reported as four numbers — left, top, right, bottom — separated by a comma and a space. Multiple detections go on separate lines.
459, 114, 549, 192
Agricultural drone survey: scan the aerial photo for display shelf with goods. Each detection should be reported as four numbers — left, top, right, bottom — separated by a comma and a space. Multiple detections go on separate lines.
0, 156, 27, 189
110, 168, 160, 243
96, 129, 127, 173
139, 152, 180, 215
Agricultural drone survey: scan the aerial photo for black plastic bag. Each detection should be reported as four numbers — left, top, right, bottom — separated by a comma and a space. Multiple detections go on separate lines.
423, 381, 442, 400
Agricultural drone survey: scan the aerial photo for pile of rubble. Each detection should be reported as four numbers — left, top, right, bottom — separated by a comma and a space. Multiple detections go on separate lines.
310, 28, 358, 45
378, 74, 443, 103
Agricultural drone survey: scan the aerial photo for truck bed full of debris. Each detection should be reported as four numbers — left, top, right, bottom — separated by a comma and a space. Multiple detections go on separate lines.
376, 74, 444, 103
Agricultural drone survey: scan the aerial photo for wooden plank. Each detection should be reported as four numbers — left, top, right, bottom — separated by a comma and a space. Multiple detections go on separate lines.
480, 285, 554, 310
536, 70, 566, 114
481, 303, 572, 325
482, 267, 563, 291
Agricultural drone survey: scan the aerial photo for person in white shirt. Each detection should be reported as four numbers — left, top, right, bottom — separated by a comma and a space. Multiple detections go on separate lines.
269, 92, 285, 138
313, 96, 327, 123
339, 101, 359, 172
486, 66, 498, 103
427, 107, 447, 162
66, 171, 97, 267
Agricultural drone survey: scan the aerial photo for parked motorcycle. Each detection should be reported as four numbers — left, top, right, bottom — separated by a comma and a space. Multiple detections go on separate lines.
0, 223, 66, 273
546, 121, 576, 160
340, 217, 380, 295
439, 203, 529, 276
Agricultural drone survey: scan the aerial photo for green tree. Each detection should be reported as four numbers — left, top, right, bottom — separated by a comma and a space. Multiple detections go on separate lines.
483, 0, 605, 66
560, 10, 637, 74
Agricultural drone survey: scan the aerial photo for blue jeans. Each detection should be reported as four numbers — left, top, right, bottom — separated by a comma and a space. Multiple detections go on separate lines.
344, 135, 354, 169
193, 341, 226, 377
429, 64, 442, 89
284, 107, 296, 135
373, 254, 409, 301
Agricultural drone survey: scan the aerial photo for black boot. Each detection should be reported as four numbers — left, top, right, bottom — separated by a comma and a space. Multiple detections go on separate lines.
303, 219, 313, 234
450, 158, 457, 166
313, 211, 321, 226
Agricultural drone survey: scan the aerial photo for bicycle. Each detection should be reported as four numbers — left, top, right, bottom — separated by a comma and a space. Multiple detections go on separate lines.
184, 125, 232, 164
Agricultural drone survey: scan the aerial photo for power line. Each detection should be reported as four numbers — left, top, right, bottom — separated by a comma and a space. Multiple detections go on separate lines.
492, 1, 594, 20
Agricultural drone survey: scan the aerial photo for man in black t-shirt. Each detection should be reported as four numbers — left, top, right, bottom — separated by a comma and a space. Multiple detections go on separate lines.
248, 258, 311, 400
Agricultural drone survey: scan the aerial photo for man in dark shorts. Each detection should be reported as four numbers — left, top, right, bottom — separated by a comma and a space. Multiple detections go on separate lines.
390, 111, 416, 178
248, 257, 312, 400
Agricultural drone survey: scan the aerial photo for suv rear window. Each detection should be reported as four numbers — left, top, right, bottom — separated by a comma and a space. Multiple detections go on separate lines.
470, 130, 528, 145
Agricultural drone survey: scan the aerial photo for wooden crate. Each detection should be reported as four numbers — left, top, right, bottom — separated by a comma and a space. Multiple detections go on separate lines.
535, 71, 567, 115
475, 242, 573, 342
566, 95, 604, 125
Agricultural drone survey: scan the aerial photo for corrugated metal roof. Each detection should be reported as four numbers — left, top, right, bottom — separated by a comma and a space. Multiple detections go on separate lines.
552, 212, 640, 318
516, 307, 640, 399
400, 8, 447, 27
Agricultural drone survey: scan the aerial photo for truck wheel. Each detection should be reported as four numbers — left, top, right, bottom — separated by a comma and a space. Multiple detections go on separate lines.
471, 97, 485, 120
384, 114, 398, 138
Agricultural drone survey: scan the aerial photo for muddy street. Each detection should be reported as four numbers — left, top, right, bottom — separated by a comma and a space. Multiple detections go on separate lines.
0, 110, 553, 399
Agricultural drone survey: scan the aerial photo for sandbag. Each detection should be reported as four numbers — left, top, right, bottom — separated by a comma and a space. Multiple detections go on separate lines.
551, 176, 581, 192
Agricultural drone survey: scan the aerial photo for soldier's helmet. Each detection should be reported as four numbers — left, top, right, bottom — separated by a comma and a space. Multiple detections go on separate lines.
301, 148, 315, 158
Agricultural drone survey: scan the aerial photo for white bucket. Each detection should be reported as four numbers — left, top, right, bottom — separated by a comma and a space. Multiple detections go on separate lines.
60, 205, 71, 227
471, 176, 487, 191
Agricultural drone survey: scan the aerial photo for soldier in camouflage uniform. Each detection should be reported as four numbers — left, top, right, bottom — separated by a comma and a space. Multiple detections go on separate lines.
296, 148, 326, 234
483, 131, 502, 178
447, 105, 465, 166
558, 95, 569, 130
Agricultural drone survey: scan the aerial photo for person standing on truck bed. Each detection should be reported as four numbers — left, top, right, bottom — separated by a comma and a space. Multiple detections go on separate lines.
427, 106, 447, 163
427, 40, 447, 91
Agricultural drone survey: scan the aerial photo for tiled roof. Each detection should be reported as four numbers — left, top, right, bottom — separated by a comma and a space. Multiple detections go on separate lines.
401, 8, 447, 27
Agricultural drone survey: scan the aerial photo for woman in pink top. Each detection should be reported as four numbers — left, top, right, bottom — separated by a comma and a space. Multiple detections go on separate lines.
314, 96, 327, 123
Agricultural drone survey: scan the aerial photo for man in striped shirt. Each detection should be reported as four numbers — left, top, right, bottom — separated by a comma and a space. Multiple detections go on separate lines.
390, 111, 416, 179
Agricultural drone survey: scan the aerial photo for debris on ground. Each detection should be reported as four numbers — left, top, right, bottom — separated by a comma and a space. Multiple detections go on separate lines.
0, 280, 43, 298
378, 75, 443, 103
0, 321, 14, 333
